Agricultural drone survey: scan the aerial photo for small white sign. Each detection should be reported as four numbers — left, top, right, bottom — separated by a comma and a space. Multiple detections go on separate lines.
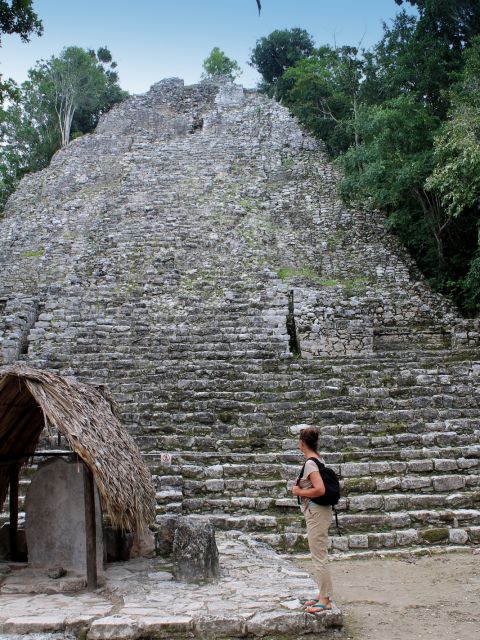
160, 452, 172, 466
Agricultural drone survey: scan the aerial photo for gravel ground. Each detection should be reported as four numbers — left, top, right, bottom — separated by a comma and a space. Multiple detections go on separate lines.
296, 549, 480, 640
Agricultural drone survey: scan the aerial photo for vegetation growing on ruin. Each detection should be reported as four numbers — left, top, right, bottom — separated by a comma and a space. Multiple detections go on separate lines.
0, 46, 127, 211
250, 2, 480, 315
202, 47, 241, 81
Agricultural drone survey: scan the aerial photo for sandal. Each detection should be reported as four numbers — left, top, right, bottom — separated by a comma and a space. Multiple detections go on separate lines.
300, 598, 319, 607
306, 603, 331, 614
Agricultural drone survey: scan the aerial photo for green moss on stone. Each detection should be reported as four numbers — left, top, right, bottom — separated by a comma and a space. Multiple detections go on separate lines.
217, 411, 234, 424
22, 247, 45, 258
292, 535, 309, 552
420, 528, 449, 543
343, 477, 376, 494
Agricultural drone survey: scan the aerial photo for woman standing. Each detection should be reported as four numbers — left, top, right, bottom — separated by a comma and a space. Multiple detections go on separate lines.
291, 427, 333, 612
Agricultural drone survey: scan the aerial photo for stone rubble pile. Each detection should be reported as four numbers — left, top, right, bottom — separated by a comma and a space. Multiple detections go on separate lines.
0, 78, 479, 554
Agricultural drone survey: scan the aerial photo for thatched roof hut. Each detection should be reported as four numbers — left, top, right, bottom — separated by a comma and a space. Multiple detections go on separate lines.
0, 364, 156, 534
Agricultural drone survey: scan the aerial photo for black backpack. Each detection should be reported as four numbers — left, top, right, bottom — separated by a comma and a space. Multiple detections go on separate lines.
296, 457, 340, 507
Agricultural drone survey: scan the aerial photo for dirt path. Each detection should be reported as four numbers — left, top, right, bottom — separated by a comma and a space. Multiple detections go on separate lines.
295, 550, 480, 640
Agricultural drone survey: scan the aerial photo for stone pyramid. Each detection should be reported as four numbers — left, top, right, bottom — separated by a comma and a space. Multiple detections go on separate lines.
1, 78, 479, 554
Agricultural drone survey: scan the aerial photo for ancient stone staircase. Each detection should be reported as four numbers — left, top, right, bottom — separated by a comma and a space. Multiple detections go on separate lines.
0, 78, 479, 555
143, 351, 480, 553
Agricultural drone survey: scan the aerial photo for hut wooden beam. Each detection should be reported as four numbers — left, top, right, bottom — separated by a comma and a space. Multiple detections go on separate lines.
83, 463, 97, 590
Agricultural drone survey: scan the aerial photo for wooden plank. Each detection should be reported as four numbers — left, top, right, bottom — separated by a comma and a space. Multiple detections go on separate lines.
9, 463, 19, 560
83, 463, 97, 590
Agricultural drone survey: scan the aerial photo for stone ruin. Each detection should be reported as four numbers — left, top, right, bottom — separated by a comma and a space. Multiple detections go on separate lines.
0, 78, 479, 556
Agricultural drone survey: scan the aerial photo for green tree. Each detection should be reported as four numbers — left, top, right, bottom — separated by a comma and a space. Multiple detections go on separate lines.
338, 95, 450, 272
0, 0, 42, 43
249, 28, 315, 85
276, 45, 364, 154
0, 0, 43, 101
362, 11, 457, 116
426, 37, 480, 311
395, 0, 480, 47
202, 47, 241, 81
426, 37, 480, 218
0, 83, 58, 208
0, 45, 127, 210
32, 46, 126, 147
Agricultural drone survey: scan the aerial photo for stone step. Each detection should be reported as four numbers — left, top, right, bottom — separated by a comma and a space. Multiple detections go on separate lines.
145, 447, 480, 468
155, 511, 480, 551
179, 472, 480, 500
149, 457, 480, 484
107, 381, 479, 401
255, 524, 480, 553
61, 371, 480, 396
134, 424, 480, 452
43, 356, 480, 385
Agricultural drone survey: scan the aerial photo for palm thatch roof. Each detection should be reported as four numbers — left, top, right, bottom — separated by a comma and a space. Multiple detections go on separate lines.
0, 364, 156, 533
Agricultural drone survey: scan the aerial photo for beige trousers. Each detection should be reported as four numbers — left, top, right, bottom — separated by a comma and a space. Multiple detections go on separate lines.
304, 504, 333, 598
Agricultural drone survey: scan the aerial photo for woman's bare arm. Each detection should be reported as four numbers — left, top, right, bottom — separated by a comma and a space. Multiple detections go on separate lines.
292, 470, 325, 497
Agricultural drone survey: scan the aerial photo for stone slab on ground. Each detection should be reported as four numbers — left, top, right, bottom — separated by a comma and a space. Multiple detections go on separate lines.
0, 532, 342, 639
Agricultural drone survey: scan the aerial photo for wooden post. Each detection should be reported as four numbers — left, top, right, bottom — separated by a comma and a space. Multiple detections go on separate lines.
9, 464, 19, 561
83, 463, 97, 590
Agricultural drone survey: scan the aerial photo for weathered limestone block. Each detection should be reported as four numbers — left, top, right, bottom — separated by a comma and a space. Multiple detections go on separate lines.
154, 515, 179, 555
408, 460, 434, 472
214, 81, 245, 107
348, 534, 369, 549
433, 476, 465, 492
396, 529, 419, 546
172, 517, 219, 583
349, 495, 384, 512
0, 296, 38, 364
449, 528, 469, 544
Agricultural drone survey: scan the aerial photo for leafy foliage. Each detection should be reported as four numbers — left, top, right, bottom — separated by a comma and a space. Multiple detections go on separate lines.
395, 0, 480, 47
338, 96, 440, 211
362, 11, 456, 116
32, 46, 126, 146
0, 0, 42, 43
249, 28, 315, 85
0, 46, 127, 210
426, 37, 480, 218
202, 47, 241, 81
0, 0, 43, 101
255, 1, 480, 314
276, 46, 364, 154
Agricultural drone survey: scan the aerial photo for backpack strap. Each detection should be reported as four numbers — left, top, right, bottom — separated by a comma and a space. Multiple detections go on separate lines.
296, 461, 306, 505
308, 457, 324, 473
333, 507, 342, 535
296, 461, 307, 486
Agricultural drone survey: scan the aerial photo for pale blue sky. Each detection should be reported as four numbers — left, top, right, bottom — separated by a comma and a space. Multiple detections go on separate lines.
2, 0, 414, 94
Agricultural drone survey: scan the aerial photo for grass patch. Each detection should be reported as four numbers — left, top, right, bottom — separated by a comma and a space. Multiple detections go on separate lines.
22, 247, 45, 258
277, 266, 323, 283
